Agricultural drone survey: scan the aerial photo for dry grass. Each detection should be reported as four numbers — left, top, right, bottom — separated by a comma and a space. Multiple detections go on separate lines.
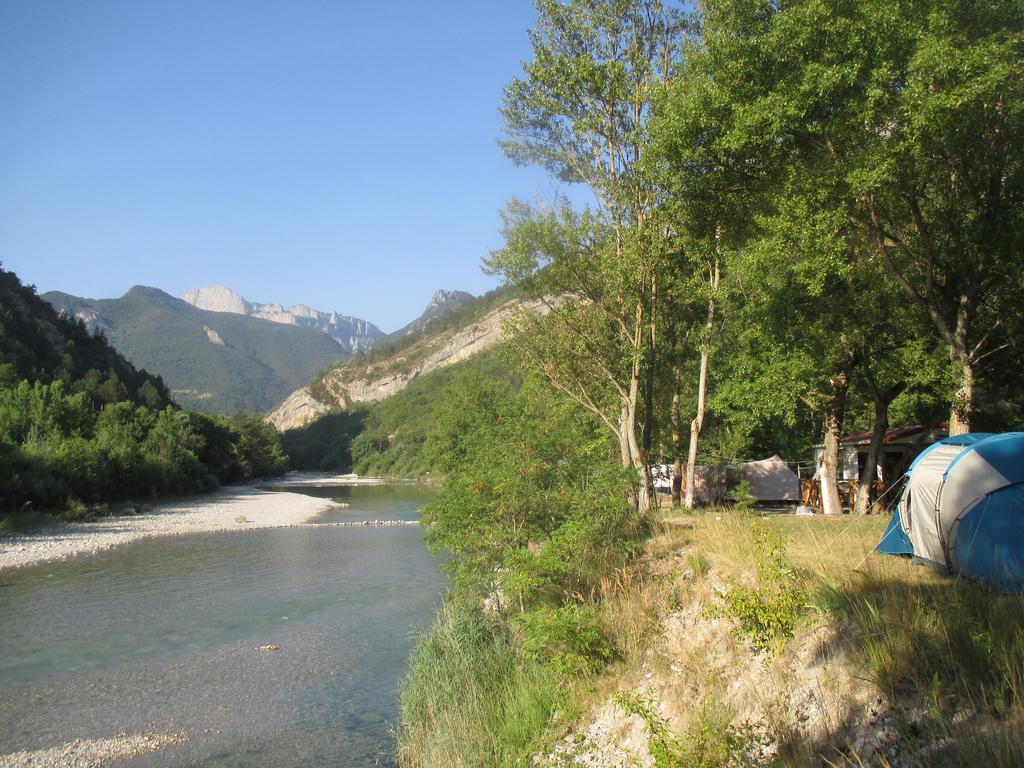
651, 509, 1024, 767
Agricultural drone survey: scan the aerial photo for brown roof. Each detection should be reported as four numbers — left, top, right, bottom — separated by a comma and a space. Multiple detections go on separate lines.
839, 425, 928, 446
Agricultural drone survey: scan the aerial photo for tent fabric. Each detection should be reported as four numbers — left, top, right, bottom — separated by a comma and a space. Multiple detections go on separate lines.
741, 455, 799, 501
906, 432, 992, 473
876, 505, 913, 555
878, 432, 1024, 592
949, 485, 1024, 592
904, 444, 965, 563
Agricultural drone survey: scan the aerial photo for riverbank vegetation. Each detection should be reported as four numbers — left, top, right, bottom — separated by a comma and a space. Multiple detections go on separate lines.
396, 0, 1023, 765
0, 267, 287, 522
401, 505, 1024, 766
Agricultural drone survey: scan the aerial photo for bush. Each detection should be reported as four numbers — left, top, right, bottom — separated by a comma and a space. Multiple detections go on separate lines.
706, 522, 806, 653
614, 692, 739, 768
517, 604, 614, 677
0, 380, 288, 518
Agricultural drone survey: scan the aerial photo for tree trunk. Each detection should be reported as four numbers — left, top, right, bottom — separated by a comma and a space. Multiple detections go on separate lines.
684, 257, 719, 509
820, 370, 849, 516
684, 348, 708, 509
671, 361, 683, 508
621, 378, 654, 516
618, 403, 639, 511
854, 400, 888, 515
949, 352, 975, 435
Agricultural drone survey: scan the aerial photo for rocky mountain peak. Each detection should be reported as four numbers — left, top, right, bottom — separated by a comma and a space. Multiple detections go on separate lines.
182, 285, 250, 315
181, 285, 384, 354
428, 289, 473, 311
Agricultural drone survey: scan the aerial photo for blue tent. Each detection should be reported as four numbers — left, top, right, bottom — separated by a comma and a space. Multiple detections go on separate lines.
876, 432, 1024, 592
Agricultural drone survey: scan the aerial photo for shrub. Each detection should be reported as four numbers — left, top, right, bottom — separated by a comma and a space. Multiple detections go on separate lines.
614, 692, 740, 768
517, 604, 614, 677
706, 522, 806, 653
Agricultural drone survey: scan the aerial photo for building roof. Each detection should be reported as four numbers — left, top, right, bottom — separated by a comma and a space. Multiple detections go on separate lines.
839, 425, 937, 447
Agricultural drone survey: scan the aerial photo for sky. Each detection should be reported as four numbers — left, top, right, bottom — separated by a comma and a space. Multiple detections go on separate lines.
0, 1, 580, 332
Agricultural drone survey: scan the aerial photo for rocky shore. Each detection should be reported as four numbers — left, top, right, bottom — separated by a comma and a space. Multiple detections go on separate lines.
0, 485, 338, 572
0, 731, 187, 768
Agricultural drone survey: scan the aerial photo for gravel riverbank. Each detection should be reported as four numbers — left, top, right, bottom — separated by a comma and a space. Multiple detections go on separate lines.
0, 485, 338, 572
0, 731, 186, 768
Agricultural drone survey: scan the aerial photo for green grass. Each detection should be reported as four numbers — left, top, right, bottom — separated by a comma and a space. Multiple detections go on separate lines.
397, 600, 571, 768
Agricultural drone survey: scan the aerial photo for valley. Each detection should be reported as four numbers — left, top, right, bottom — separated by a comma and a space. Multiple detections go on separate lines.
3, 0, 1024, 766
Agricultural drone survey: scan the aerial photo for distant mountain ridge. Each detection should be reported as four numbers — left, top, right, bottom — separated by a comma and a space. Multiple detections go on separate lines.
390, 289, 475, 338
44, 286, 348, 414
266, 286, 538, 431
182, 285, 384, 353
0, 269, 172, 408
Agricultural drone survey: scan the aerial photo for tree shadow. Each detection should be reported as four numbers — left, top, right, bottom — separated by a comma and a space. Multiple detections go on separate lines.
790, 570, 1024, 766
280, 409, 367, 472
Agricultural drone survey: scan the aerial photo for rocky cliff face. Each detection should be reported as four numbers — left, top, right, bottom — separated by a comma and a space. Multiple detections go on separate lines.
182, 285, 384, 353
264, 387, 330, 432
265, 297, 551, 431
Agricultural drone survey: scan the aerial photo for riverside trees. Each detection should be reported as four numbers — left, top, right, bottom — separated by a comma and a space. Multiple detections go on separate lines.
681, 0, 1024, 437
487, 0, 687, 515
485, 0, 1022, 515
0, 267, 288, 516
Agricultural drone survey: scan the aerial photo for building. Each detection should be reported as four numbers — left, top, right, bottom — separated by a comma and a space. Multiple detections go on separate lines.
813, 425, 947, 488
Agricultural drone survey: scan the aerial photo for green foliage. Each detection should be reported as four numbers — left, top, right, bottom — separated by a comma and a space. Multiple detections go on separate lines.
516, 604, 613, 677
352, 350, 513, 477
43, 285, 346, 414
281, 409, 366, 472
285, 348, 514, 477
398, 601, 568, 768
0, 267, 289, 517
0, 266, 173, 409
707, 522, 807, 653
421, 372, 639, 602
614, 691, 685, 768
730, 477, 755, 510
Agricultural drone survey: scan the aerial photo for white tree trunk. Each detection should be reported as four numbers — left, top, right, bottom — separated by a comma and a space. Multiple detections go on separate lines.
683, 348, 708, 510
820, 371, 849, 516
684, 258, 719, 509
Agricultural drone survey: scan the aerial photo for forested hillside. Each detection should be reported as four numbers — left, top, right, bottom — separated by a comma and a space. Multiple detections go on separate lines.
281, 347, 512, 476
44, 286, 348, 414
267, 285, 526, 431
308, 284, 519, 401
0, 267, 287, 518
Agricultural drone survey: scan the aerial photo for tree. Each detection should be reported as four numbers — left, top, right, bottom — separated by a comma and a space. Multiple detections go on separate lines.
692, 0, 1024, 434
490, 0, 686, 514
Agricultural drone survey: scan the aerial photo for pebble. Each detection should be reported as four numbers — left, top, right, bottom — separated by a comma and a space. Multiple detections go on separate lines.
0, 731, 186, 768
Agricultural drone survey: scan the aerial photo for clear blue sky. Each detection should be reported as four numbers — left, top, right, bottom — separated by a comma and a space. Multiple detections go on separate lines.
0, 1, 576, 332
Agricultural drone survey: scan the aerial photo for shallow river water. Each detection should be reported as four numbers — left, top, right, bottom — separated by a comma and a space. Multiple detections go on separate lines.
0, 483, 446, 767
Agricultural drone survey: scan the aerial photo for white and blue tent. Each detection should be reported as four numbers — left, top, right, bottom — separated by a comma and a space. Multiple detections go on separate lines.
877, 432, 1024, 592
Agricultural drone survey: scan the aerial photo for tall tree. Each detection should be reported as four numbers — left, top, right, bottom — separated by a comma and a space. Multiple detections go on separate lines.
489, 0, 686, 514
692, 0, 1024, 434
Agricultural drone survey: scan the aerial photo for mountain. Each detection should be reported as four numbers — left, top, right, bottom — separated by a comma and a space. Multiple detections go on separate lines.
389, 289, 475, 338
0, 268, 172, 407
181, 285, 384, 353
44, 286, 348, 414
266, 286, 544, 431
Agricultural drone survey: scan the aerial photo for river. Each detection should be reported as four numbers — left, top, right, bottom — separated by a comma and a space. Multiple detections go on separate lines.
0, 482, 446, 767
